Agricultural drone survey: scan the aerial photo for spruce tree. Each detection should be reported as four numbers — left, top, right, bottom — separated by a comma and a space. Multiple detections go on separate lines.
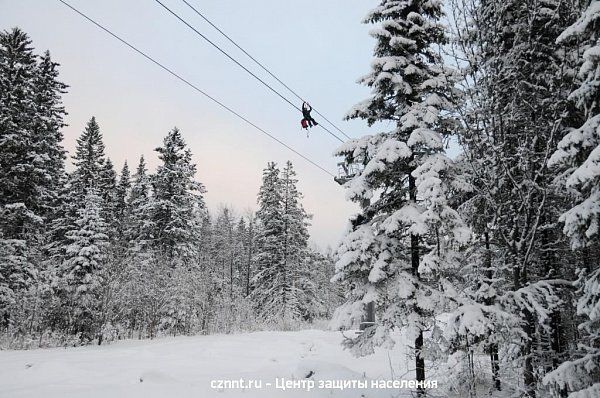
280, 161, 313, 320
252, 162, 287, 322
98, 157, 117, 232
149, 127, 206, 265
71, 117, 106, 194
0, 28, 67, 328
126, 156, 152, 255
212, 206, 236, 298
60, 189, 108, 342
48, 118, 108, 261
458, 1, 580, 394
549, 0, 600, 248
332, 1, 465, 393
114, 161, 131, 243
0, 28, 38, 215
544, 2, 600, 396
252, 161, 314, 324
234, 216, 248, 293
31, 50, 67, 219
34, 50, 68, 258
239, 213, 256, 297
122, 156, 157, 337
307, 247, 340, 319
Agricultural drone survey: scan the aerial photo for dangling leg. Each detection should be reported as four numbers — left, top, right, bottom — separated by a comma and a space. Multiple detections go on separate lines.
310, 117, 318, 126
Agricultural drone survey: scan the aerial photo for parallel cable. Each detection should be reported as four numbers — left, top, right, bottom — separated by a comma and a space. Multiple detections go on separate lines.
153, 0, 346, 143
179, 0, 353, 141
56, 0, 336, 178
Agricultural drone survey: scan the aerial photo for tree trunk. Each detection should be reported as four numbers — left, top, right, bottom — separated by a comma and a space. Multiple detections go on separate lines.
490, 344, 501, 391
523, 309, 536, 397
246, 221, 254, 297
484, 231, 501, 391
409, 174, 425, 396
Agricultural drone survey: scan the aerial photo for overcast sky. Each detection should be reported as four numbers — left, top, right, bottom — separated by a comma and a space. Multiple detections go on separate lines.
1, 0, 381, 248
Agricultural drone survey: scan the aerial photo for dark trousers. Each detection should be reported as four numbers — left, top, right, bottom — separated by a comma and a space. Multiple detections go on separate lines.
303, 113, 317, 127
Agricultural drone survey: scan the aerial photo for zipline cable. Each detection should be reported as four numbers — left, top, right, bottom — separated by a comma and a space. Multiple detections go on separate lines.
152, 0, 346, 144
179, 0, 353, 141
55, 0, 336, 178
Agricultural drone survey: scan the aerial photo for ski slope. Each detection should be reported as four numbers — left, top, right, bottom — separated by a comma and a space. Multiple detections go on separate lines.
0, 329, 434, 398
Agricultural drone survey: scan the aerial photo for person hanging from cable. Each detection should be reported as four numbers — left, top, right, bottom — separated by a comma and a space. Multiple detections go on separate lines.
301, 102, 318, 128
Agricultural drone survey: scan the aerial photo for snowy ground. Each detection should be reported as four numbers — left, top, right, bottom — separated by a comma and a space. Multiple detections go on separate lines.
0, 329, 441, 398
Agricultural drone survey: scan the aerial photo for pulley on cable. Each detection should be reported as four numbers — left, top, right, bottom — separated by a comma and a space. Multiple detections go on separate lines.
334, 153, 366, 185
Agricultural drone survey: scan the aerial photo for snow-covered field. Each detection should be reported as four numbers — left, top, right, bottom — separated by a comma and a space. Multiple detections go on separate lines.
0, 329, 439, 398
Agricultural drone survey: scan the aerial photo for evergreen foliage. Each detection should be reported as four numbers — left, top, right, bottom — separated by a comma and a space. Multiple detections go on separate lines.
0, 28, 66, 329
148, 127, 205, 265
332, 1, 465, 393
252, 161, 317, 325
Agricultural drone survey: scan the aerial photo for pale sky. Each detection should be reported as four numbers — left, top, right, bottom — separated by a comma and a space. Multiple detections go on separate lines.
1, 0, 380, 248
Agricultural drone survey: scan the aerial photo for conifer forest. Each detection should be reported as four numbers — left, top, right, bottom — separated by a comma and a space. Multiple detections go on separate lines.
1, 1, 599, 397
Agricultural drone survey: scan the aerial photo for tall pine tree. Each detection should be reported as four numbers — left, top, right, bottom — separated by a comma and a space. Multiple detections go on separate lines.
60, 189, 108, 342
252, 162, 286, 322
148, 127, 206, 265
332, 1, 465, 394
0, 28, 67, 329
544, 2, 600, 396
280, 161, 313, 321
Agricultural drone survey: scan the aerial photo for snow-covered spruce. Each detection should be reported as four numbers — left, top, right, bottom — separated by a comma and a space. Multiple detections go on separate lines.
544, 2, 600, 397
447, 0, 590, 395
549, 0, 600, 248
0, 28, 67, 332
331, 1, 468, 394
252, 161, 318, 325
59, 188, 109, 342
